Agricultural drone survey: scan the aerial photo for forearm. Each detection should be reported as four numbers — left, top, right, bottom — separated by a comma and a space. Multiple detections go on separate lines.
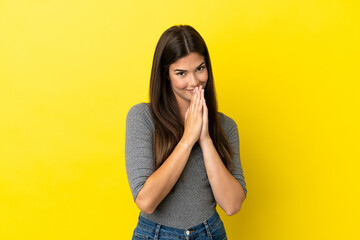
200, 138, 246, 215
135, 138, 193, 214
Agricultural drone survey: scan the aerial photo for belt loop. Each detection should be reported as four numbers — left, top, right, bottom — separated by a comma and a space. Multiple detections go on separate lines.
203, 219, 213, 240
154, 223, 161, 240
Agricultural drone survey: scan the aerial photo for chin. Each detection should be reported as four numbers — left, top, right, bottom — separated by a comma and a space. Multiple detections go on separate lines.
182, 96, 192, 102
173, 89, 193, 103
181, 95, 192, 102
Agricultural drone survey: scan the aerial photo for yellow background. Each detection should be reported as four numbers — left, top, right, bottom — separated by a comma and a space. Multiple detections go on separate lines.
1, 0, 359, 239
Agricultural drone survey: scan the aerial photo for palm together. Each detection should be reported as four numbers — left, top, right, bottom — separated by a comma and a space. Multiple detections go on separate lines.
184, 85, 210, 145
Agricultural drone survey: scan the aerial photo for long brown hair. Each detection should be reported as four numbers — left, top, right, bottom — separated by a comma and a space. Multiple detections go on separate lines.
149, 25, 233, 172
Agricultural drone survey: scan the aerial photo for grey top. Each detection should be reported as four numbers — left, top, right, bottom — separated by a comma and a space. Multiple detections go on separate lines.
125, 103, 247, 229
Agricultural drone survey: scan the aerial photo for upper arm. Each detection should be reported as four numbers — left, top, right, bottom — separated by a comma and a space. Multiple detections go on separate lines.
223, 115, 248, 198
125, 103, 155, 202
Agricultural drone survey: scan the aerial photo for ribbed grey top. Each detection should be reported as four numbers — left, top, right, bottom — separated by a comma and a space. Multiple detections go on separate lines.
125, 103, 247, 229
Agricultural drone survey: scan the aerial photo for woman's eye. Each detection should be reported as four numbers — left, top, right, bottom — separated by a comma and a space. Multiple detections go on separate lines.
176, 72, 186, 76
197, 66, 205, 71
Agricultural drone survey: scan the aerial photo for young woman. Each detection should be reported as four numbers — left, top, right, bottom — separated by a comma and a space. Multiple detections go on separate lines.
125, 25, 247, 240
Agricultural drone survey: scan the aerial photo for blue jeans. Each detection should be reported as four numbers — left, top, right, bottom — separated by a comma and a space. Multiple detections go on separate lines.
132, 210, 227, 240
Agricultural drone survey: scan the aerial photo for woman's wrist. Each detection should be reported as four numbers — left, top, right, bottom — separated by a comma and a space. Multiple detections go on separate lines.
179, 136, 195, 150
199, 136, 212, 147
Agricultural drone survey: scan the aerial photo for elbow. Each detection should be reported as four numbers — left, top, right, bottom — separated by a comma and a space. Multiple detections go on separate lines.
140, 206, 155, 215
135, 194, 156, 214
225, 205, 241, 216
225, 196, 246, 216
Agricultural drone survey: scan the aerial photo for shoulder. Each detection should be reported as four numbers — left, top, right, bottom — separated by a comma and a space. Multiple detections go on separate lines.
218, 112, 237, 134
127, 102, 151, 116
126, 102, 153, 128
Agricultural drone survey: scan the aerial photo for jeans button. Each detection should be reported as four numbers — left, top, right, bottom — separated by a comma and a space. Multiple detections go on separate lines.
185, 230, 190, 235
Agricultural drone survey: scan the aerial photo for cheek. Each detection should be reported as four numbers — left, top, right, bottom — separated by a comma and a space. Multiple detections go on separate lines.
200, 70, 209, 84
171, 77, 187, 89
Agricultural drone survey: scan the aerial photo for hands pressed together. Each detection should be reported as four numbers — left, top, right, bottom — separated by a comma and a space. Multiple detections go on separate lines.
182, 85, 211, 146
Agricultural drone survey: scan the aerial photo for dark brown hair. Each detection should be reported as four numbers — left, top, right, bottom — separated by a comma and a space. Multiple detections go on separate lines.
149, 25, 233, 173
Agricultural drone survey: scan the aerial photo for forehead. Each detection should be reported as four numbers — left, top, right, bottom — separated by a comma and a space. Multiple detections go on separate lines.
169, 52, 205, 69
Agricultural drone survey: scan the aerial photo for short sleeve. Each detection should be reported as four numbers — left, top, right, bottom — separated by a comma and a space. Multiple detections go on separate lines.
125, 103, 155, 201
220, 114, 248, 198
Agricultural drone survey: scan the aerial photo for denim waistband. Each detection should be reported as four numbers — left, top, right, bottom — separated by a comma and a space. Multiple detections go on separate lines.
137, 210, 220, 235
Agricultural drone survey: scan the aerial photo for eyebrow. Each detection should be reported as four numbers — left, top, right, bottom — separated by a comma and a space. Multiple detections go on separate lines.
174, 62, 205, 72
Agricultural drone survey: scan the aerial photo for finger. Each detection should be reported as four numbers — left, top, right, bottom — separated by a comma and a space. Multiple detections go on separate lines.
185, 107, 189, 119
194, 87, 201, 110
199, 85, 203, 101
193, 87, 199, 109
200, 99, 207, 125
196, 88, 202, 112
190, 87, 198, 112
203, 98, 208, 117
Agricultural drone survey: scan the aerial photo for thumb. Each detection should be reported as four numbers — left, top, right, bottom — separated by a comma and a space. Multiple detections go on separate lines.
185, 108, 189, 120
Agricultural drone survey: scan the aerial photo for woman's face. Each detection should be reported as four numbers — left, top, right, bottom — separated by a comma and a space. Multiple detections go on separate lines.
168, 52, 208, 103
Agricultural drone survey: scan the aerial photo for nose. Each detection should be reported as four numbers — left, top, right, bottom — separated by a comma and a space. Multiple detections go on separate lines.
189, 73, 199, 87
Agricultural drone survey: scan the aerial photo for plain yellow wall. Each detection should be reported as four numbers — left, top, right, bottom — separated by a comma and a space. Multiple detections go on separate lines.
1, 0, 359, 239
